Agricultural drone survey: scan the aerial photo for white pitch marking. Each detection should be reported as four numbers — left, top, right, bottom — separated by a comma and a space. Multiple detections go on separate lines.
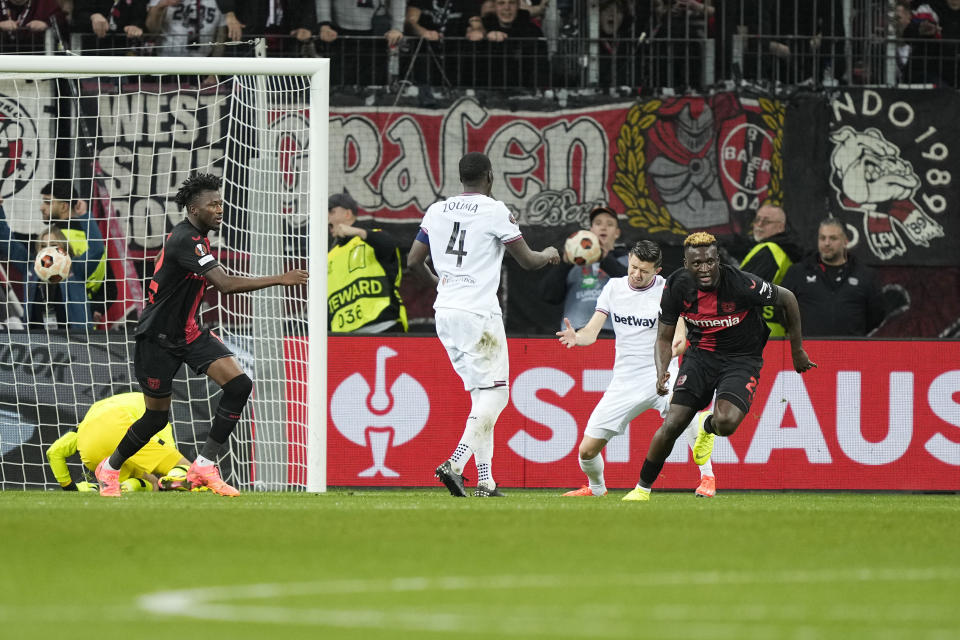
137, 568, 960, 638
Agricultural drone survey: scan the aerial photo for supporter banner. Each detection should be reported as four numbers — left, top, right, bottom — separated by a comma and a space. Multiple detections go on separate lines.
0, 82, 57, 235
324, 337, 960, 491
332, 95, 784, 332
330, 95, 783, 248
784, 89, 957, 266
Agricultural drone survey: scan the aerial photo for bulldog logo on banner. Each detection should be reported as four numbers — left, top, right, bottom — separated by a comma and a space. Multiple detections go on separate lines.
829, 126, 944, 260
827, 90, 950, 262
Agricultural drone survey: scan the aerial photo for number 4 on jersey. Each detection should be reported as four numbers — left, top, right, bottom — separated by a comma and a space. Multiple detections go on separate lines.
446, 222, 468, 267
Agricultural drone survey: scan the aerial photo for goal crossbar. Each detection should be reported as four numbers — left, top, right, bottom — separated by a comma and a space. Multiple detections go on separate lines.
0, 55, 328, 77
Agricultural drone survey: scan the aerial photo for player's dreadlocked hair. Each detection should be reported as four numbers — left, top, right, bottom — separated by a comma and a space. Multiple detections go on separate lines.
174, 173, 222, 212
630, 239, 662, 269
684, 231, 717, 248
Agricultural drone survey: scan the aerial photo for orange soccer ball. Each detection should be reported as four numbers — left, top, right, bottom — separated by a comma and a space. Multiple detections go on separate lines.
34, 245, 72, 283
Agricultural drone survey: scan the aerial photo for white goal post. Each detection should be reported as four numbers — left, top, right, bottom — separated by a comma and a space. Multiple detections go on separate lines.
0, 56, 328, 493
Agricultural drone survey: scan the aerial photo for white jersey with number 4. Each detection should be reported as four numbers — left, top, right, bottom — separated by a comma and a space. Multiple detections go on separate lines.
596, 274, 676, 376
421, 193, 522, 316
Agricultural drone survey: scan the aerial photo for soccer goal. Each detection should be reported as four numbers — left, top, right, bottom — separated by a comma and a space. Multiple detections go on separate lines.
0, 56, 328, 492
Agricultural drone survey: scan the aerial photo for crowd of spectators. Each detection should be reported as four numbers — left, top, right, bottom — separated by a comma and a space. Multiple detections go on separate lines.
6, 1, 960, 91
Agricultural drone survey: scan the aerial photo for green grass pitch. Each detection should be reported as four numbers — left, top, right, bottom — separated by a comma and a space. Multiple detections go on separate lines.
1, 489, 957, 639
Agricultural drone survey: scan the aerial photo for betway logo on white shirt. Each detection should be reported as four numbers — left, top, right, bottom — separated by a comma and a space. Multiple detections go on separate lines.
597, 275, 665, 373
611, 313, 657, 328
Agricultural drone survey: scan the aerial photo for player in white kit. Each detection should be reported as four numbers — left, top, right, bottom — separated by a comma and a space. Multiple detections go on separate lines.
407, 152, 560, 497
556, 240, 716, 499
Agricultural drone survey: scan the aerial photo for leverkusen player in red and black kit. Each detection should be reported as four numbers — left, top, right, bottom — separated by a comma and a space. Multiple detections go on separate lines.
95, 173, 309, 497
623, 232, 816, 502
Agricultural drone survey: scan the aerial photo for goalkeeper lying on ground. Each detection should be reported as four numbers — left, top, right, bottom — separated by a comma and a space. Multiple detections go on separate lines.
46, 392, 192, 492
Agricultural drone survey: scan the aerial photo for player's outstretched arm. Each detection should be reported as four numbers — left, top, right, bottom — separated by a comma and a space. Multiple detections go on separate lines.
407, 239, 439, 286
505, 238, 560, 270
46, 431, 79, 491
556, 312, 606, 348
774, 285, 817, 373
204, 266, 308, 295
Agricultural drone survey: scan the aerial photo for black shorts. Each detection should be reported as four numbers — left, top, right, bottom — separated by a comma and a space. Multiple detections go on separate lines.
671, 347, 763, 414
134, 330, 234, 398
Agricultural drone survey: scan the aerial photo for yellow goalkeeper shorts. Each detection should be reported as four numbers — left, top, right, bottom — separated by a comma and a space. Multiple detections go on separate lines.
79, 426, 183, 482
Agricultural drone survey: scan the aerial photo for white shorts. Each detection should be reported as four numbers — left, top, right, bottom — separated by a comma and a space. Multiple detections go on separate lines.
584, 364, 678, 442
435, 308, 509, 391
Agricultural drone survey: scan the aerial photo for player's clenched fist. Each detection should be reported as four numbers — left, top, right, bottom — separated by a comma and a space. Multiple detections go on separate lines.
281, 269, 309, 286
656, 371, 671, 396
542, 246, 561, 264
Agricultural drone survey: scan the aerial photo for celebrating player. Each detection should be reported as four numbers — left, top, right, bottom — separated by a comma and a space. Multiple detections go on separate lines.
557, 240, 716, 498
47, 392, 191, 493
624, 232, 816, 501
408, 152, 560, 497
95, 173, 309, 497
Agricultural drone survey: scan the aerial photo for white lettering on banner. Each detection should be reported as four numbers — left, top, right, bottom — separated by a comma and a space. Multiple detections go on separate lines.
832, 90, 916, 129
487, 121, 542, 208
507, 368, 577, 463
96, 92, 228, 248
329, 98, 610, 222
925, 371, 960, 465
745, 371, 833, 463
382, 116, 438, 210
543, 119, 608, 200
440, 98, 487, 197
329, 116, 382, 207
836, 372, 913, 465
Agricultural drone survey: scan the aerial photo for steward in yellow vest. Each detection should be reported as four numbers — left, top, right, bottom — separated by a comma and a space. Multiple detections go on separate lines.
740, 205, 805, 337
327, 192, 407, 333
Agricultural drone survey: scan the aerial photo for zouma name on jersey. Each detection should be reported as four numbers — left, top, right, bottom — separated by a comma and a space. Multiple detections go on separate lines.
659, 264, 778, 357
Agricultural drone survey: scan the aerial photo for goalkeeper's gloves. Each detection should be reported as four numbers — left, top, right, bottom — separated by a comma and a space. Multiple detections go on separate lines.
120, 478, 152, 492
75, 481, 98, 492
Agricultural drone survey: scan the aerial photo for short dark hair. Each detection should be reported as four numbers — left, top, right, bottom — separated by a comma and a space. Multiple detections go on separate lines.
819, 217, 848, 238
328, 191, 358, 214
630, 239, 662, 268
459, 152, 491, 184
174, 173, 222, 211
40, 181, 77, 204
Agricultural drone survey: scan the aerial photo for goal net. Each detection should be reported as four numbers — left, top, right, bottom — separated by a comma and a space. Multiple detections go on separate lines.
0, 56, 328, 492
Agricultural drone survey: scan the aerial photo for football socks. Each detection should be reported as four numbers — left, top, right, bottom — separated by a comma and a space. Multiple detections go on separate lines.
200, 374, 252, 460
578, 453, 606, 495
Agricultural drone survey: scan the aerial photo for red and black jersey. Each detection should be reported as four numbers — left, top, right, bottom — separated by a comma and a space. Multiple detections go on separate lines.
660, 264, 777, 357
135, 219, 220, 345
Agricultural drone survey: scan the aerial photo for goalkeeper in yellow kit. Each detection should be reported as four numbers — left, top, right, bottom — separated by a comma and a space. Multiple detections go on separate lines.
46, 392, 192, 492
